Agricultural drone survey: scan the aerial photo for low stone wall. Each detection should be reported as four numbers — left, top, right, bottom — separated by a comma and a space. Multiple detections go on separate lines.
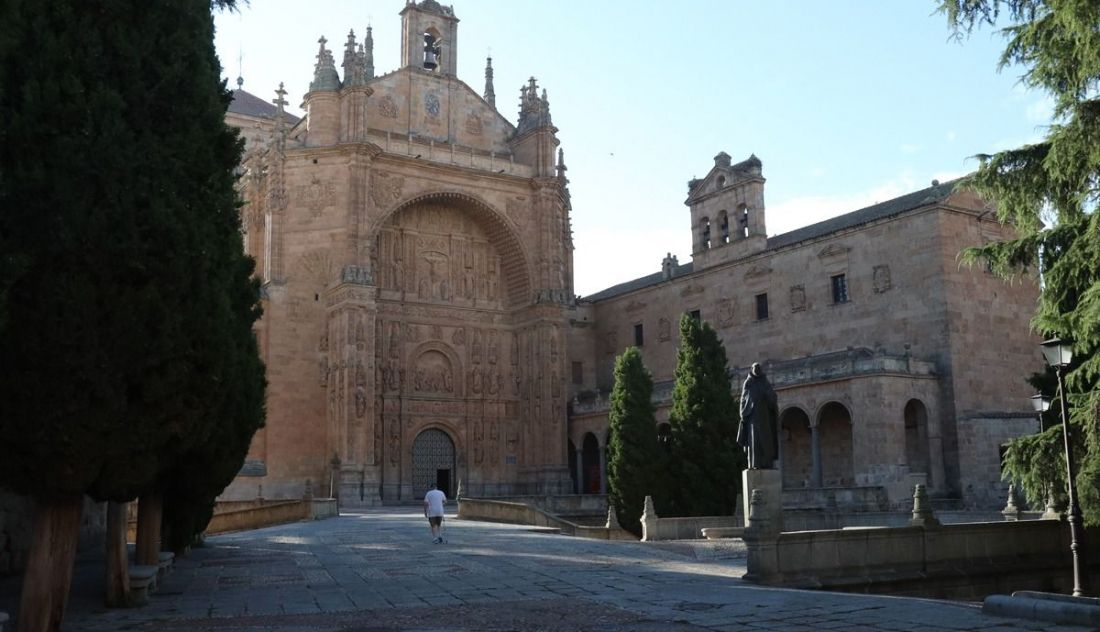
125, 498, 337, 541
205, 499, 337, 535
457, 498, 635, 540
642, 515, 741, 541
782, 487, 889, 511
745, 518, 1100, 599
780, 509, 1038, 532
485, 494, 607, 516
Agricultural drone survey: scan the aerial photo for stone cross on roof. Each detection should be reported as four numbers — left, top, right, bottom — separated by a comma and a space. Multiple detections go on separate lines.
272, 82, 288, 114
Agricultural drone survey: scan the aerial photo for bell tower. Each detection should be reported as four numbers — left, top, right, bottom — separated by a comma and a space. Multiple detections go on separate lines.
400, 0, 459, 76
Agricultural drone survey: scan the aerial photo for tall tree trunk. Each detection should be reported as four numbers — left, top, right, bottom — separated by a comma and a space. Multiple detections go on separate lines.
135, 491, 163, 567
104, 501, 131, 607
16, 494, 83, 632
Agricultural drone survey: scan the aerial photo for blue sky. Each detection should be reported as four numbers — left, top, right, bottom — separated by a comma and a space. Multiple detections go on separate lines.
215, 1, 1049, 296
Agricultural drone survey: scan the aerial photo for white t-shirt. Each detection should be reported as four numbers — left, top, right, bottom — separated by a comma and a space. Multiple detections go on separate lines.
424, 489, 447, 517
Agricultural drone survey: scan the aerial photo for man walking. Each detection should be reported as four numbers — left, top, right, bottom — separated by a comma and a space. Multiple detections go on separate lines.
424, 483, 447, 543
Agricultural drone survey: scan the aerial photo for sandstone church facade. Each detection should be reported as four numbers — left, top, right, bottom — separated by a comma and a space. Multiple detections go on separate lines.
224, 0, 1040, 510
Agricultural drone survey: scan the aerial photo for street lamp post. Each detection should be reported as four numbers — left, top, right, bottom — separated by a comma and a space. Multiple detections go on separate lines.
1039, 337, 1090, 596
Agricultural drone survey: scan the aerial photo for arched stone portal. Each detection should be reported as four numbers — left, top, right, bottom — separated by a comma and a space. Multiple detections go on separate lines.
818, 402, 854, 486
412, 428, 456, 498
581, 433, 600, 494
904, 399, 930, 480
780, 408, 812, 488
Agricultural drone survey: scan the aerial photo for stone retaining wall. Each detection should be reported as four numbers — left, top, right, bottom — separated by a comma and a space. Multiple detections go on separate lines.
744, 518, 1100, 599
457, 498, 635, 540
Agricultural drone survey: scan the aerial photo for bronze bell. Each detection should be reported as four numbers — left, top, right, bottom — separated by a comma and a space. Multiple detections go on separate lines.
423, 33, 440, 70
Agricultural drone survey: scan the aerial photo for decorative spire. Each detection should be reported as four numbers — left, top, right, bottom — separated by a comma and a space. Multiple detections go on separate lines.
484, 56, 496, 107
273, 82, 288, 114
540, 88, 552, 126
516, 77, 553, 135
309, 36, 341, 92
272, 82, 289, 151
236, 75, 243, 90
364, 25, 375, 79
556, 148, 566, 178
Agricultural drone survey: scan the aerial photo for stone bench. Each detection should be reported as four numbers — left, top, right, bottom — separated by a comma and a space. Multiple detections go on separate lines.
157, 551, 175, 577
128, 565, 159, 605
701, 526, 744, 539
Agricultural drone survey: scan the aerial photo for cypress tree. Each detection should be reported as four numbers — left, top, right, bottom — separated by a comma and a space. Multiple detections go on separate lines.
607, 346, 660, 537
0, 0, 262, 626
940, 1, 1100, 523
666, 314, 744, 516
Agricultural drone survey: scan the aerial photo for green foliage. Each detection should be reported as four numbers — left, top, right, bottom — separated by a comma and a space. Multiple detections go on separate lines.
607, 347, 660, 537
941, 0, 1100, 523
665, 315, 744, 516
1002, 425, 1067, 509
0, 0, 265, 527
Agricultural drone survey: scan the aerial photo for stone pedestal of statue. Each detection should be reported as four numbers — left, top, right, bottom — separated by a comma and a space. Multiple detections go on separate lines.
742, 468, 782, 532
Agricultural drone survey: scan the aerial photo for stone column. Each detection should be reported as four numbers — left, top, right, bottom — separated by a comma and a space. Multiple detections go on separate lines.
810, 422, 823, 487
326, 268, 381, 508
598, 446, 607, 494
574, 448, 583, 494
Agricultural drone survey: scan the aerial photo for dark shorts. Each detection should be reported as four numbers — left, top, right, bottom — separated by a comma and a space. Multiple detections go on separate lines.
428, 516, 443, 527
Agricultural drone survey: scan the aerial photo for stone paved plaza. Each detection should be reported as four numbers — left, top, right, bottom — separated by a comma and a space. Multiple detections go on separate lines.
1, 509, 1092, 631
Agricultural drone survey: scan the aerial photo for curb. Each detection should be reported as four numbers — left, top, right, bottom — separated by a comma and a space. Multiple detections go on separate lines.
984, 591, 1100, 627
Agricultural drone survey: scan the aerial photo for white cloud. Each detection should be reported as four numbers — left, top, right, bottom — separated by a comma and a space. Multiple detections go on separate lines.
900, 143, 922, 155
946, 130, 957, 142
766, 172, 968, 237
573, 226, 689, 297
809, 167, 827, 178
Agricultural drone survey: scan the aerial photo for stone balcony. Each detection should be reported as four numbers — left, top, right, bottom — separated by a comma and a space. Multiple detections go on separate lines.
570, 347, 936, 416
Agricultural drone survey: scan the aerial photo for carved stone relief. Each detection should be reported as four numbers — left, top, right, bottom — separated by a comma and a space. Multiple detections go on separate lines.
294, 250, 335, 283
416, 251, 451, 301
378, 95, 398, 119
471, 330, 483, 364
375, 203, 503, 305
487, 331, 499, 365
388, 417, 400, 465
680, 284, 705, 297
658, 317, 671, 342
412, 350, 453, 394
873, 265, 893, 293
465, 113, 482, 136
370, 171, 405, 209
744, 264, 772, 279
717, 299, 735, 328
818, 243, 851, 260
292, 176, 337, 219
790, 285, 807, 312
604, 331, 618, 354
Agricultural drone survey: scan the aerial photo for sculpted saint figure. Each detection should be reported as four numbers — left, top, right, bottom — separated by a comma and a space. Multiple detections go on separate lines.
737, 362, 779, 469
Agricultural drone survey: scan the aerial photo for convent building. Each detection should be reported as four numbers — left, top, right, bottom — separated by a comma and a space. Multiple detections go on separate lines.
223, 0, 1041, 511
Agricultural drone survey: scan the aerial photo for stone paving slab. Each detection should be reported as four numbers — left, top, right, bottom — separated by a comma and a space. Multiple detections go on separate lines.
0, 508, 1094, 631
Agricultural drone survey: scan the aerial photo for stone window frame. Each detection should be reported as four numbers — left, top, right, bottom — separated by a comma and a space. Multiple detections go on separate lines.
830, 273, 849, 305
755, 293, 769, 321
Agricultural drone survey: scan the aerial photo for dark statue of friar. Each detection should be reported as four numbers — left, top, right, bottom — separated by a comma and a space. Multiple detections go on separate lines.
737, 362, 779, 469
